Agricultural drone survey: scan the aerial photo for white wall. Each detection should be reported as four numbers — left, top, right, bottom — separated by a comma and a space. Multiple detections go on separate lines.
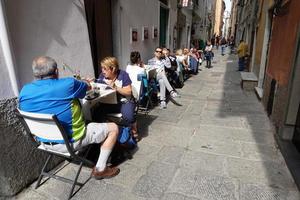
0, 44, 14, 98
180, 8, 193, 48
112, 0, 160, 68
168, 1, 178, 52
4, 0, 94, 88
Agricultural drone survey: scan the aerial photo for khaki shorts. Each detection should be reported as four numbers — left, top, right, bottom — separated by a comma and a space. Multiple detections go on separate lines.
43, 123, 109, 153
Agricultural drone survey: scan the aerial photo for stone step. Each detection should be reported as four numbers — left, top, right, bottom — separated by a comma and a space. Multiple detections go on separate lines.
240, 72, 258, 91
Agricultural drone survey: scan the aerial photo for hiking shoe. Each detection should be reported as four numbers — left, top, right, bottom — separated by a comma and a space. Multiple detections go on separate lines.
170, 91, 181, 98
91, 166, 120, 180
160, 101, 167, 109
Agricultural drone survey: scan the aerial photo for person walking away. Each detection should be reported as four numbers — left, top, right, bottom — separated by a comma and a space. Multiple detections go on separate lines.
237, 39, 248, 71
229, 36, 235, 54
204, 41, 213, 68
220, 37, 227, 56
216, 35, 220, 50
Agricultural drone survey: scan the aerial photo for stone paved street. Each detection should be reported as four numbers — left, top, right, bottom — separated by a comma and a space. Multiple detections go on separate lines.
14, 49, 300, 200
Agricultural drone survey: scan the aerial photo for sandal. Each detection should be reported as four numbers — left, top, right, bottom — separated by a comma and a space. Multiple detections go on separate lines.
132, 131, 141, 142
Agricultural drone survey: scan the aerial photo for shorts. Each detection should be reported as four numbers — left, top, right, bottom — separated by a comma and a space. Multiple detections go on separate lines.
43, 123, 109, 153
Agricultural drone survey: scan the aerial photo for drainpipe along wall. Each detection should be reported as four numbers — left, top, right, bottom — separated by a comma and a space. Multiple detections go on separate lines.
0, 0, 19, 97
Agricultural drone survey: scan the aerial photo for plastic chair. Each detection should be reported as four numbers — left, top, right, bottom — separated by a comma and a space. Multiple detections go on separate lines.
15, 109, 94, 200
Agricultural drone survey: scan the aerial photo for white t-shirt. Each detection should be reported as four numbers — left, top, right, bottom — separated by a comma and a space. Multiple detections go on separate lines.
126, 64, 145, 99
205, 45, 213, 52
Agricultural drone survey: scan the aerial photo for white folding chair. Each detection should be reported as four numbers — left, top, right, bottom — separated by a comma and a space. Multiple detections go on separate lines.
15, 109, 94, 200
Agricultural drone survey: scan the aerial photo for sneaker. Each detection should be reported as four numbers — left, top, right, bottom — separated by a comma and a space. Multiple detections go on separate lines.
160, 101, 167, 109
170, 91, 181, 98
91, 166, 120, 180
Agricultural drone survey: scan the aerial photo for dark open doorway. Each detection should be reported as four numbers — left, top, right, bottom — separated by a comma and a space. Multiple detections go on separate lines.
84, 0, 113, 77
159, 6, 169, 47
293, 104, 300, 151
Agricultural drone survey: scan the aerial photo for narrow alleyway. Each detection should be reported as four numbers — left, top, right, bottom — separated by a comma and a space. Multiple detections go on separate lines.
16, 49, 300, 200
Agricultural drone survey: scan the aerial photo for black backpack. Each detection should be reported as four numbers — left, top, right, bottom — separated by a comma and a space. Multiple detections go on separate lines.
168, 55, 178, 71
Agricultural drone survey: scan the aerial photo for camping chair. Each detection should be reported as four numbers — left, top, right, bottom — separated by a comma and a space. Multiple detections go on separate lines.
15, 109, 94, 200
138, 74, 154, 113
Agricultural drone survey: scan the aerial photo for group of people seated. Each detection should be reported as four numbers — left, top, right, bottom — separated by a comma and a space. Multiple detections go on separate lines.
18, 46, 204, 180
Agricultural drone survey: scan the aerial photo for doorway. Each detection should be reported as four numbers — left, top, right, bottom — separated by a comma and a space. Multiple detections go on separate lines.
293, 104, 300, 151
290, 29, 300, 150
84, 0, 113, 77
159, 6, 169, 47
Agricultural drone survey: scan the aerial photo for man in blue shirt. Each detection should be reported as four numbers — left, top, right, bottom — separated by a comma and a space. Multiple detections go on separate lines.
19, 56, 120, 179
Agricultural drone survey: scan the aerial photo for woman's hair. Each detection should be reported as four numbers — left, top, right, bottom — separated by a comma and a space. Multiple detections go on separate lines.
100, 57, 119, 73
175, 49, 183, 56
130, 51, 141, 64
183, 48, 189, 54
32, 56, 57, 79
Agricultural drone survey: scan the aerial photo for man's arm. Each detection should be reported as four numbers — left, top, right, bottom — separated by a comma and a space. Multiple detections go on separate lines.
73, 78, 89, 99
162, 57, 171, 69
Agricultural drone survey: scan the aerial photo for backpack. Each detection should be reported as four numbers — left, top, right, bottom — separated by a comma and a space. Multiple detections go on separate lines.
118, 126, 137, 150
168, 55, 178, 71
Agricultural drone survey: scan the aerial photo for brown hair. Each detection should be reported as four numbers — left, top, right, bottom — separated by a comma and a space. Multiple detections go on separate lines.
100, 57, 119, 74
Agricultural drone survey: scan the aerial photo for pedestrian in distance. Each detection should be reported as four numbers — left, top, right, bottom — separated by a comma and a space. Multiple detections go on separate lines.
204, 41, 213, 68
237, 39, 248, 71
220, 37, 227, 56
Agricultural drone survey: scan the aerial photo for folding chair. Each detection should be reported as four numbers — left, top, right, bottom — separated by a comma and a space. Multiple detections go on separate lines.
138, 74, 154, 113
15, 109, 94, 200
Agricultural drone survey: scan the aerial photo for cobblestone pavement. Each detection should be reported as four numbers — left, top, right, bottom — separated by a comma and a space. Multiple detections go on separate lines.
15, 49, 300, 200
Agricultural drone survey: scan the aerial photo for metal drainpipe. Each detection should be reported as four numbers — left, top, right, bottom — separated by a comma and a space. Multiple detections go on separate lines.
0, 0, 19, 96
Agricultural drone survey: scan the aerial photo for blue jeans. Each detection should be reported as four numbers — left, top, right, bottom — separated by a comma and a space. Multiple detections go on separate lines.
221, 45, 225, 55
238, 57, 245, 71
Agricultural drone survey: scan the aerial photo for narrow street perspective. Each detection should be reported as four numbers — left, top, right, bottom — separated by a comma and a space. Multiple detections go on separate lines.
1, 0, 300, 200
14, 50, 300, 200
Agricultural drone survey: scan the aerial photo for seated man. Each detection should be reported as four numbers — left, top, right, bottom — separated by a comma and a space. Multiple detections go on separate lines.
19, 56, 120, 179
148, 47, 180, 109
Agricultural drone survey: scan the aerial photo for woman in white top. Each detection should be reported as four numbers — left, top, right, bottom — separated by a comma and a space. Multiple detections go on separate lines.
125, 51, 145, 140
204, 41, 213, 68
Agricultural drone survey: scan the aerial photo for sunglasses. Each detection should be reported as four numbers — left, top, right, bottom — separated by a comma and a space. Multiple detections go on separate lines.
155, 50, 162, 53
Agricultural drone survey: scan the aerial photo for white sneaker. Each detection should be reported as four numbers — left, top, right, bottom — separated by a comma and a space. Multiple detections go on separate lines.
170, 91, 180, 98
160, 101, 167, 109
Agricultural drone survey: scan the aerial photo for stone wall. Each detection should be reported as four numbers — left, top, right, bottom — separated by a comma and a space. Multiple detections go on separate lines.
0, 98, 61, 197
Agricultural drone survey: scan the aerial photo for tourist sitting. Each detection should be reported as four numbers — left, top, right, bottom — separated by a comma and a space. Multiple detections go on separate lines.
148, 47, 180, 109
96, 57, 139, 140
162, 48, 182, 88
19, 56, 120, 179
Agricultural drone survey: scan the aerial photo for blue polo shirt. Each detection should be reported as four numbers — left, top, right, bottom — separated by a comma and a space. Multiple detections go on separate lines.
19, 77, 88, 143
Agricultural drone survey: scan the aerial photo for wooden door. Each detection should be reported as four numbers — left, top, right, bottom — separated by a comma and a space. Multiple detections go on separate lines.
84, 0, 113, 77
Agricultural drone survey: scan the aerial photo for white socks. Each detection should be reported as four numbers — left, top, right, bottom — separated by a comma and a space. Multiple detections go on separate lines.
96, 148, 112, 171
